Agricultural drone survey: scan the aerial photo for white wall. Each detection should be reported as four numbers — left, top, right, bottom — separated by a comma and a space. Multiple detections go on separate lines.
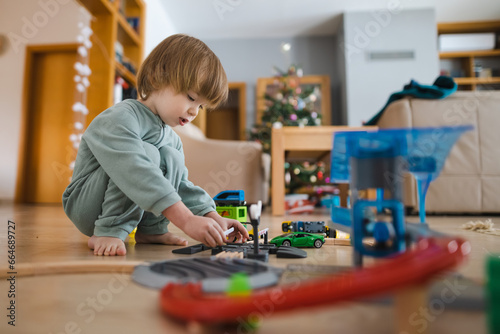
205, 35, 340, 128
341, 8, 439, 126
0, 0, 89, 201
144, 0, 177, 56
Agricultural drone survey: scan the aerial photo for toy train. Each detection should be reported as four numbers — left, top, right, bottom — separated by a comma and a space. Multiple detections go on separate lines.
214, 190, 247, 223
213, 190, 246, 206
214, 190, 267, 240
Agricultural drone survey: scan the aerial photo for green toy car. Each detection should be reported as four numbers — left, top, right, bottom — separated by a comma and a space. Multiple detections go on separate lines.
270, 232, 325, 249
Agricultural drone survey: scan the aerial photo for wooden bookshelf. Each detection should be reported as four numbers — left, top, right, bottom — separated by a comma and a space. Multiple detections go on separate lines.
76, 0, 145, 121
438, 21, 500, 91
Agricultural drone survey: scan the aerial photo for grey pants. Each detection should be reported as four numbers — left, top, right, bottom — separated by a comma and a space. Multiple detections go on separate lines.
63, 142, 181, 240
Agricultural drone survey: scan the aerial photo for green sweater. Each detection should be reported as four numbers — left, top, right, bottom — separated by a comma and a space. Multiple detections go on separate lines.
69, 99, 216, 217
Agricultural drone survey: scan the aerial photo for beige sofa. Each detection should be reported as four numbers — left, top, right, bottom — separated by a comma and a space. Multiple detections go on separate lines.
173, 123, 270, 205
377, 91, 500, 213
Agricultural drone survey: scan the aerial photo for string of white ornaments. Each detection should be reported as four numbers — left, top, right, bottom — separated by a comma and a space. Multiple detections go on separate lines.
69, 19, 92, 177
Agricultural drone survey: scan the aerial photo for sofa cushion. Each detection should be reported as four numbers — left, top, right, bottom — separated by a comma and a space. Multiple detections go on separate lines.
409, 98, 480, 175
426, 176, 482, 212
378, 90, 500, 213
173, 122, 206, 140
478, 97, 500, 174
482, 177, 500, 212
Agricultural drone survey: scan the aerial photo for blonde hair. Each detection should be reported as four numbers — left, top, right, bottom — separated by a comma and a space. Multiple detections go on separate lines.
137, 34, 228, 109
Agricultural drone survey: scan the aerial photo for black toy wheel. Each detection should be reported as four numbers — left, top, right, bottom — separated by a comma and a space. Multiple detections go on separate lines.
313, 239, 323, 248
282, 240, 291, 247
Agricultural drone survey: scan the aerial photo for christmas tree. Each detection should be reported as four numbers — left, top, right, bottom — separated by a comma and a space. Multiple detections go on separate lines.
285, 160, 330, 195
249, 65, 330, 196
249, 65, 322, 153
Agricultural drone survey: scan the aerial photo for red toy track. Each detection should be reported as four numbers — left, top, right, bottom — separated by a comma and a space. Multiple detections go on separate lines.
160, 237, 470, 324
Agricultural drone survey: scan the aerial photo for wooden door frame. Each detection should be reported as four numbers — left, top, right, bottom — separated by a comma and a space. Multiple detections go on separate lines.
230, 82, 247, 140
193, 82, 247, 140
15, 43, 79, 203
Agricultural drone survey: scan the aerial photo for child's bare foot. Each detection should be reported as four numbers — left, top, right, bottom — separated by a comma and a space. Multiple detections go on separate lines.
88, 235, 127, 256
134, 230, 188, 246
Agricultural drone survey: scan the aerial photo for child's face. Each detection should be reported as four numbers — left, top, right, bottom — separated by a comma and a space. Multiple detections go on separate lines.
142, 86, 207, 127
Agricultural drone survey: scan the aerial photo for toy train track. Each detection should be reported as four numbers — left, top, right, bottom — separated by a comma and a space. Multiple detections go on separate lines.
160, 236, 469, 324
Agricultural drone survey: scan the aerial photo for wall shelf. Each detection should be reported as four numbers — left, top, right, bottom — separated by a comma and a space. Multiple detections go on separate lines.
117, 14, 141, 46
439, 49, 500, 58
438, 20, 500, 91
115, 61, 137, 86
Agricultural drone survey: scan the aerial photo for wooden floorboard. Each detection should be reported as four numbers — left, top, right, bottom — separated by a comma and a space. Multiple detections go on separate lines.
0, 203, 497, 333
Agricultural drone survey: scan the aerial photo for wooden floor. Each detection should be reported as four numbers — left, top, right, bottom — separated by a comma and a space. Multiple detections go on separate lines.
0, 203, 498, 333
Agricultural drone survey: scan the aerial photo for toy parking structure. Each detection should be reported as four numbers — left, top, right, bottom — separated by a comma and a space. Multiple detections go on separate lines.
330, 126, 472, 265
159, 126, 474, 329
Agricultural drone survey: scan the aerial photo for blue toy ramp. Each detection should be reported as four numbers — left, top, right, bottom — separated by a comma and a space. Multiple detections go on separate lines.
331, 126, 473, 223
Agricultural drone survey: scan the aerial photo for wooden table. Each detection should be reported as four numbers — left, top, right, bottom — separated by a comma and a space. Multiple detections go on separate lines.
271, 126, 376, 216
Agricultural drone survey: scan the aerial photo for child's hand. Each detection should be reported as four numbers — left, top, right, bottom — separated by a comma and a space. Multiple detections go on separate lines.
205, 212, 250, 243
181, 215, 227, 247
163, 201, 227, 248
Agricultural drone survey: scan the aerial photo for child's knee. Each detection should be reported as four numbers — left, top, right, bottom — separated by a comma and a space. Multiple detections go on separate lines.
142, 142, 161, 166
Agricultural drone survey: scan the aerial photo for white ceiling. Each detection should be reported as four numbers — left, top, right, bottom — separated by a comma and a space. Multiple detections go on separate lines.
154, 0, 500, 39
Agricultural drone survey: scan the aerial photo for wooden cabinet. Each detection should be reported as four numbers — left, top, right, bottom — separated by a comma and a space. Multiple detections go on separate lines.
438, 21, 500, 91
192, 82, 247, 140
76, 0, 145, 121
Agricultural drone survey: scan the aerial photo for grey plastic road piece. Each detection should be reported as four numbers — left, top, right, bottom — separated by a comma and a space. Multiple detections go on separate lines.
276, 246, 307, 258
427, 273, 484, 311
172, 243, 210, 254
132, 257, 283, 292
405, 222, 448, 241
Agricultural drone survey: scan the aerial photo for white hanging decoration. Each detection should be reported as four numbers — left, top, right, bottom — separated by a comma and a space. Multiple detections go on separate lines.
82, 64, 91, 76
74, 62, 91, 76
83, 39, 92, 49
74, 122, 84, 130
69, 11, 93, 176
74, 62, 84, 74
77, 46, 87, 57
81, 26, 93, 37
72, 102, 88, 115
82, 77, 90, 87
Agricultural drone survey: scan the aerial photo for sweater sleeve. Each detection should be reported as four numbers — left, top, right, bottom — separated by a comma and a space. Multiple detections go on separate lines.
175, 141, 216, 216
83, 109, 181, 216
